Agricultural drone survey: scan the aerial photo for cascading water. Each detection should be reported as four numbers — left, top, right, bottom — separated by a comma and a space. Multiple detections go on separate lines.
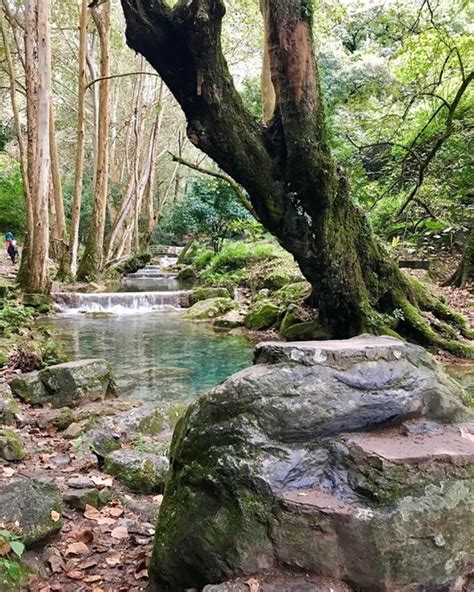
53, 290, 189, 314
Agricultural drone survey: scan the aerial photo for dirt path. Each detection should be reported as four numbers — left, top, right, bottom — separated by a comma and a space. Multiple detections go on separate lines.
0, 247, 19, 286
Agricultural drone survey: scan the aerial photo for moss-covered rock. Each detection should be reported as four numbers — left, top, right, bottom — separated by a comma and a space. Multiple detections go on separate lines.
63, 487, 113, 510
262, 270, 303, 290
149, 337, 473, 590
22, 294, 51, 312
51, 408, 77, 431
106, 252, 152, 278
274, 281, 311, 304
189, 287, 231, 305
213, 309, 246, 329
114, 402, 187, 436
9, 359, 116, 408
177, 266, 198, 282
104, 449, 169, 494
185, 297, 235, 320
244, 301, 281, 330
85, 427, 122, 460
0, 479, 62, 546
0, 429, 25, 461
0, 386, 19, 425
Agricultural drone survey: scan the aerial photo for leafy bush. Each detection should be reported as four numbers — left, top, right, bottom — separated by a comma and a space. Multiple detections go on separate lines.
0, 529, 27, 587
156, 178, 252, 252
0, 304, 35, 333
0, 159, 26, 238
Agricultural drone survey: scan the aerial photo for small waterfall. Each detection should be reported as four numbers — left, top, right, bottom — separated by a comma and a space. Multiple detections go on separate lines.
53, 291, 189, 314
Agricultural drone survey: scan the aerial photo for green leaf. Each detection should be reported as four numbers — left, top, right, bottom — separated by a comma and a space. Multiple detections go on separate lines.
9, 541, 25, 558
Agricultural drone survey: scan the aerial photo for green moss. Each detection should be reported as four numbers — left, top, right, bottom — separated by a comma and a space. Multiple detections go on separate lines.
185, 297, 236, 320
51, 408, 76, 431
0, 429, 25, 461
189, 287, 231, 305
244, 301, 282, 330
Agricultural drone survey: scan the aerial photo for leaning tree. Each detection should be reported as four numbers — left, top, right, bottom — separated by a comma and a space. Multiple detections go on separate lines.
120, 0, 472, 356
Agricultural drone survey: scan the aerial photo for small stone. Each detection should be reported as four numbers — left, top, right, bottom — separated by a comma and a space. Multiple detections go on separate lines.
63, 487, 112, 510
63, 422, 82, 440
67, 475, 93, 489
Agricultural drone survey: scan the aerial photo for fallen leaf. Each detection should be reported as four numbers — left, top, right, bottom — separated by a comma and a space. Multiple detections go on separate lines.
105, 553, 122, 566
50, 510, 61, 522
80, 558, 98, 570
111, 526, 129, 540
65, 542, 89, 556
47, 554, 65, 574
73, 529, 94, 544
66, 570, 84, 580
0, 541, 11, 556
97, 515, 116, 526
90, 475, 113, 488
84, 575, 102, 583
84, 504, 101, 520
108, 506, 124, 517
134, 568, 148, 580
152, 495, 163, 504
246, 578, 260, 592
3, 467, 15, 477
92, 588, 105, 592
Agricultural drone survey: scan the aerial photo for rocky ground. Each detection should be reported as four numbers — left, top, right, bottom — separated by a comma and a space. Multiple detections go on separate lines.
0, 358, 186, 592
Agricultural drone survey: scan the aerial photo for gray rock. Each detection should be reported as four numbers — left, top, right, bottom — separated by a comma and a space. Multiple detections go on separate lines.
149, 336, 473, 591
63, 487, 112, 510
66, 475, 94, 489
63, 422, 82, 439
0, 479, 62, 545
9, 359, 117, 408
0, 428, 25, 461
85, 426, 121, 460
0, 385, 19, 425
104, 449, 169, 494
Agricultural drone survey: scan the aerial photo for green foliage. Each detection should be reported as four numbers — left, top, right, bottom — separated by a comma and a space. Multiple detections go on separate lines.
0, 529, 27, 587
0, 304, 35, 334
240, 77, 263, 119
0, 159, 26, 238
156, 178, 252, 252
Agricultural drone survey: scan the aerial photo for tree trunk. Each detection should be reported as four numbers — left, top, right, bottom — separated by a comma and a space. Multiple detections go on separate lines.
443, 228, 474, 289
19, 0, 51, 294
121, 0, 472, 357
77, 2, 111, 280
68, 0, 88, 279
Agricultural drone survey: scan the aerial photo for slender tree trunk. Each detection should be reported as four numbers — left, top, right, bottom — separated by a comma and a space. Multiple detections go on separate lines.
68, 0, 88, 278
29, 0, 51, 293
121, 0, 472, 357
77, 2, 111, 280
443, 228, 474, 289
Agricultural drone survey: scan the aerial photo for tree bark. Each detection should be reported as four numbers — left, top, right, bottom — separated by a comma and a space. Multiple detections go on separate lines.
68, 0, 88, 279
443, 228, 474, 289
77, 2, 111, 280
120, 0, 472, 357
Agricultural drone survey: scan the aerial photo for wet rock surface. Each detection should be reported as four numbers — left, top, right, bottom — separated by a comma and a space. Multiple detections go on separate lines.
9, 359, 117, 408
150, 336, 474, 591
0, 479, 62, 545
104, 449, 169, 494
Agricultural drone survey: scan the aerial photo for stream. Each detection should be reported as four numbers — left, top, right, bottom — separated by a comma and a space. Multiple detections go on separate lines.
44, 257, 253, 403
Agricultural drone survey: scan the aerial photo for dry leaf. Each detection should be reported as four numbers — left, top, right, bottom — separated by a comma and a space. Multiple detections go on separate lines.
105, 553, 122, 566
246, 578, 260, 592
3, 467, 15, 477
92, 588, 105, 592
90, 475, 113, 488
111, 526, 129, 540
0, 541, 11, 556
152, 495, 163, 504
97, 515, 115, 525
65, 542, 89, 556
47, 554, 65, 574
84, 575, 102, 583
66, 570, 84, 580
80, 558, 98, 570
73, 529, 94, 545
50, 510, 61, 522
84, 504, 101, 520
108, 506, 124, 517
134, 568, 148, 580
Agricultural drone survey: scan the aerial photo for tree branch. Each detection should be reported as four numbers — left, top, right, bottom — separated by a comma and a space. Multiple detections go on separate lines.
169, 153, 257, 219
84, 70, 160, 91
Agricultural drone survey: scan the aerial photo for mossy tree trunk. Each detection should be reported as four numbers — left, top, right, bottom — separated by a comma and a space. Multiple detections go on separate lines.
120, 0, 472, 356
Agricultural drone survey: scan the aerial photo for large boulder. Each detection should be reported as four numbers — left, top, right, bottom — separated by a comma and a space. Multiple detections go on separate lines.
9, 359, 116, 408
0, 479, 62, 546
0, 385, 19, 425
0, 428, 25, 461
149, 336, 473, 591
189, 287, 232, 306
244, 301, 282, 330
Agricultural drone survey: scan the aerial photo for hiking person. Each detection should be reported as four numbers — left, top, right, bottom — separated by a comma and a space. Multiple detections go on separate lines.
5, 231, 18, 264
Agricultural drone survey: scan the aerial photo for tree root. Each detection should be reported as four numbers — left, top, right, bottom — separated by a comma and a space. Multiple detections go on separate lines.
392, 275, 473, 358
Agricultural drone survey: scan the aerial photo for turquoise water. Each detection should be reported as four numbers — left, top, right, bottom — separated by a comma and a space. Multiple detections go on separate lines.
42, 312, 253, 403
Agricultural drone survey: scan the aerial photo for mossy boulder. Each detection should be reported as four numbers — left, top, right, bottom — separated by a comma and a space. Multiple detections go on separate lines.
177, 266, 198, 282
279, 306, 329, 341
185, 297, 235, 320
85, 427, 122, 460
63, 487, 113, 510
274, 281, 311, 305
189, 287, 231, 305
213, 309, 246, 329
104, 449, 169, 494
51, 408, 77, 431
0, 479, 62, 546
149, 337, 473, 590
9, 359, 116, 408
0, 386, 19, 425
114, 402, 187, 436
244, 301, 281, 330
0, 429, 25, 461
22, 294, 51, 312
262, 270, 303, 290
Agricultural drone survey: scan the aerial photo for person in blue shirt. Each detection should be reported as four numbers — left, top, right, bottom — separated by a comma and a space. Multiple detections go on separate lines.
5, 231, 17, 264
